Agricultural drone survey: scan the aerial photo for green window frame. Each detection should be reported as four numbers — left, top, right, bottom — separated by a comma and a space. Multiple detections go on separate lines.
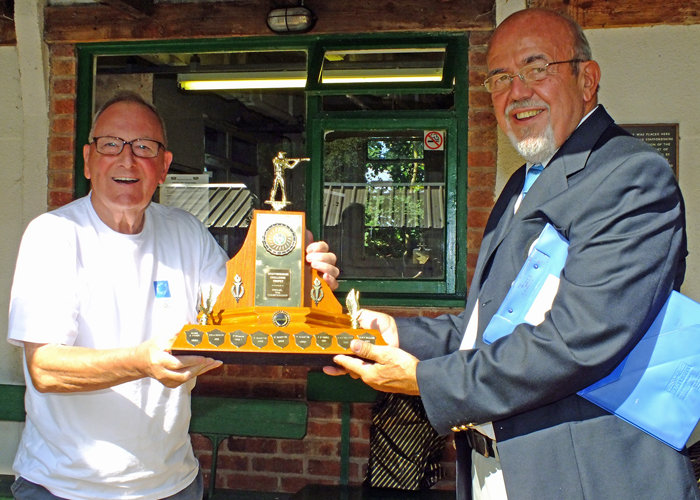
74, 32, 468, 306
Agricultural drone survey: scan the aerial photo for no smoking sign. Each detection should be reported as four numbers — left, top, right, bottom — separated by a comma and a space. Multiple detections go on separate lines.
424, 130, 445, 151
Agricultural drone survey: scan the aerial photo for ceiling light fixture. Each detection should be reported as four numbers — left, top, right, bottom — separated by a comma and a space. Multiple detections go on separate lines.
267, 2, 316, 34
177, 71, 307, 91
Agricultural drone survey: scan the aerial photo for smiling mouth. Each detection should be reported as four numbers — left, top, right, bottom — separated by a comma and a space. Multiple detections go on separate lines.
113, 177, 139, 184
515, 109, 543, 120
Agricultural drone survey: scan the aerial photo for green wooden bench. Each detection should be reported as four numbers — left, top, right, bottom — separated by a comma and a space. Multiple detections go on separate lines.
297, 373, 455, 500
189, 396, 307, 500
0, 384, 26, 500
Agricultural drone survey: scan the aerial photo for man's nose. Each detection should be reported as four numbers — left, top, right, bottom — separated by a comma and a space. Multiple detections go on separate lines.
508, 74, 533, 100
117, 144, 138, 165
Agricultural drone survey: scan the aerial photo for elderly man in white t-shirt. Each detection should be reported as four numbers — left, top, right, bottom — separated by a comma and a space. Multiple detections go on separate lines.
7, 92, 339, 500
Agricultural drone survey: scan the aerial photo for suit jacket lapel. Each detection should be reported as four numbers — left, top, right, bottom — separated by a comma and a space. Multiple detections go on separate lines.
467, 106, 615, 314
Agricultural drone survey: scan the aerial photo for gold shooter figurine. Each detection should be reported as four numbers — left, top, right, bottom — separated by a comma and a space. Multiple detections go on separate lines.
266, 152, 310, 211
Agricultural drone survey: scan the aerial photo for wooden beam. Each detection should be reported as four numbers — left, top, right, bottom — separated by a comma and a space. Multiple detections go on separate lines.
100, 0, 154, 20
529, 0, 700, 28
45, 0, 495, 44
0, 20, 15, 46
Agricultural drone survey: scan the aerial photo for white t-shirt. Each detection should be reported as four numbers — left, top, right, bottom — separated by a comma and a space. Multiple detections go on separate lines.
8, 195, 228, 500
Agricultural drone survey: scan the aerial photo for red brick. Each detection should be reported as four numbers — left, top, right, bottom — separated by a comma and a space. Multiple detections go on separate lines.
251, 457, 303, 474
279, 476, 310, 493
303, 439, 339, 457
469, 49, 488, 68
469, 68, 489, 88
217, 454, 249, 471
190, 433, 213, 451
50, 136, 74, 153
467, 228, 484, 251
226, 437, 277, 454
468, 209, 490, 229
279, 439, 305, 455
469, 90, 494, 109
468, 150, 496, 168
49, 170, 73, 190
308, 459, 341, 477
469, 110, 497, 128
51, 59, 76, 77
223, 364, 281, 378
52, 98, 75, 115
467, 189, 495, 209
308, 402, 337, 419
50, 44, 75, 58
49, 191, 74, 208
280, 366, 307, 380
468, 128, 497, 148
467, 250, 480, 269
349, 441, 370, 458
468, 169, 496, 188
349, 421, 370, 440
52, 78, 76, 95
250, 381, 304, 399
470, 31, 493, 47
307, 421, 342, 438
52, 117, 75, 134
350, 403, 372, 421
49, 153, 75, 171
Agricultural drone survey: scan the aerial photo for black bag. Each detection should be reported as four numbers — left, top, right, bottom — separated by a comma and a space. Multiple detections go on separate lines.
364, 392, 447, 490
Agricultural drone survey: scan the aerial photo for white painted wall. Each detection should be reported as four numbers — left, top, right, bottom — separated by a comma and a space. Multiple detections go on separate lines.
0, 0, 49, 473
494, 1, 700, 301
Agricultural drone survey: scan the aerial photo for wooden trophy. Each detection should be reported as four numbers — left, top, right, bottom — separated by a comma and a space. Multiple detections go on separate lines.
170, 152, 385, 365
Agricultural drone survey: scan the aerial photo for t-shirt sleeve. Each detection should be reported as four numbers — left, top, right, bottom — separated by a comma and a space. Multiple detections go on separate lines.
8, 215, 80, 347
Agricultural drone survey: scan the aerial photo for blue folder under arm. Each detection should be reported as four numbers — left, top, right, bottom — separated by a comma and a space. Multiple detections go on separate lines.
482, 223, 700, 450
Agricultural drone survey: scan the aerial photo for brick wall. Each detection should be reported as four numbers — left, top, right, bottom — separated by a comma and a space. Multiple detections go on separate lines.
44, 29, 496, 494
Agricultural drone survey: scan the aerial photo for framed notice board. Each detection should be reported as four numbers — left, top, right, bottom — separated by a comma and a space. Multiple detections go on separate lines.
620, 124, 679, 178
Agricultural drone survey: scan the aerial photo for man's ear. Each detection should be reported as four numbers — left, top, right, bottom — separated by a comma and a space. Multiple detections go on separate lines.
83, 143, 92, 179
580, 60, 601, 103
158, 150, 173, 184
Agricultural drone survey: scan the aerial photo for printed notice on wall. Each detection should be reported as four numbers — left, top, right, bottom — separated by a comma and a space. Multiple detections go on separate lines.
620, 124, 679, 177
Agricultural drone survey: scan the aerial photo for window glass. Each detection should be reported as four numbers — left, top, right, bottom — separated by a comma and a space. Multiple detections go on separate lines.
323, 130, 445, 280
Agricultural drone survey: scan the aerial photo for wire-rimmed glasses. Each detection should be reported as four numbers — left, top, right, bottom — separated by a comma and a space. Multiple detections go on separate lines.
483, 59, 583, 93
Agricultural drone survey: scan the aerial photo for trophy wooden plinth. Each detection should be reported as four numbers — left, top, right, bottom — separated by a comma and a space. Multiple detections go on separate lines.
171, 210, 385, 366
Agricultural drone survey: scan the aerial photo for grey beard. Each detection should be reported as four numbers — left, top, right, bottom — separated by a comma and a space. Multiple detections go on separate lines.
508, 121, 557, 165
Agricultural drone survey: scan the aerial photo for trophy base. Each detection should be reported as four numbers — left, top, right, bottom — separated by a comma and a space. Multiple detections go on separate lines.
170, 324, 386, 366
170, 349, 338, 367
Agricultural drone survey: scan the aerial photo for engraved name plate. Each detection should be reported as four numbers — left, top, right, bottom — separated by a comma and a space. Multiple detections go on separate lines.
207, 329, 226, 347
266, 269, 291, 299
230, 331, 248, 348
295, 332, 312, 349
185, 328, 203, 346
272, 332, 290, 348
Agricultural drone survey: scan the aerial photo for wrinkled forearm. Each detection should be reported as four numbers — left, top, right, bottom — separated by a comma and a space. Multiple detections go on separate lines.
23, 342, 147, 393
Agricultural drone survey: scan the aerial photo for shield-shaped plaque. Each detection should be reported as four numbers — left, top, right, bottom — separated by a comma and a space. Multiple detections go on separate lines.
207, 329, 226, 347
315, 332, 332, 350
185, 329, 203, 347
336, 332, 354, 350
294, 332, 312, 350
230, 331, 248, 348
251, 331, 269, 349
272, 332, 290, 348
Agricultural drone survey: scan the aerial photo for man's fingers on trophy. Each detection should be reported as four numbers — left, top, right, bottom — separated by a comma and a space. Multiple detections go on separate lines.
323, 363, 349, 377
350, 339, 379, 361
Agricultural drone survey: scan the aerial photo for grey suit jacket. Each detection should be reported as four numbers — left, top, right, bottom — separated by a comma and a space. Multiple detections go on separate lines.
397, 107, 697, 499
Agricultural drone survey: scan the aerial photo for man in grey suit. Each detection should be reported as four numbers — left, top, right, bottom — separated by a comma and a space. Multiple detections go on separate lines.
327, 8, 698, 500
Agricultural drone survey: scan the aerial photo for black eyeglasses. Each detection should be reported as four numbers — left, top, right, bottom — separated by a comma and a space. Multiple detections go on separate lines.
91, 136, 165, 158
483, 59, 584, 93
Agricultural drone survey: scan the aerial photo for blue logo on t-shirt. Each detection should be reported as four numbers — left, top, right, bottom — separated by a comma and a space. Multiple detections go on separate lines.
154, 281, 171, 298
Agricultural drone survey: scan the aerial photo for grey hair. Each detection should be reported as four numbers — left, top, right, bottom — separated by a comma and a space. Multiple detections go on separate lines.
89, 91, 168, 148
